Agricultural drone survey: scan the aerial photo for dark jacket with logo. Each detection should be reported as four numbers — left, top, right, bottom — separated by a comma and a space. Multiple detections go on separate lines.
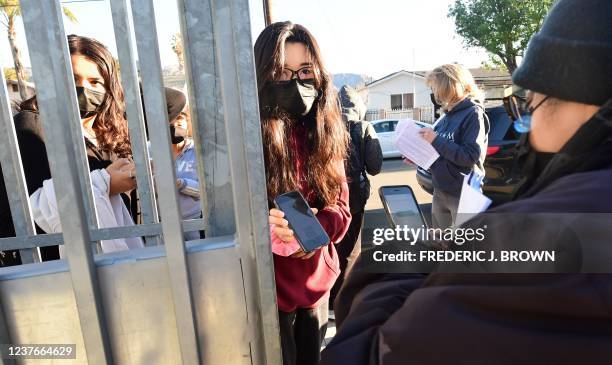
0, 110, 138, 266
429, 98, 489, 196
321, 102, 612, 364
339, 86, 383, 213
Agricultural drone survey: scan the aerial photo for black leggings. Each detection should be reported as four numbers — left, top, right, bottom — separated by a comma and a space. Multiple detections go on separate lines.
278, 300, 328, 365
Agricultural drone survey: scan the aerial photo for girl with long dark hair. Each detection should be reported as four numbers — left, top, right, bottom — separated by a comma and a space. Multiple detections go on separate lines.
254, 22, 351, 365
0, 35, 139, 265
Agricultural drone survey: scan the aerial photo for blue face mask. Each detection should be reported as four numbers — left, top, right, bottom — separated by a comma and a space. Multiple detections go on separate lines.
513, 95, 550, 133
514, 115, 533, 133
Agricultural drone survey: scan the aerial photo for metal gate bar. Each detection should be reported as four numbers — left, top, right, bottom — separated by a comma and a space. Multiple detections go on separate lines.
20, 0, 112, 363
178, 0, 236, 238
0, 62, 36, 265
178, 0, 282, 361
130, 0, 200, 363
109, 0, 160, 247
0, 218, 207, 250
1, 0, 281, 363
0, 299, 14, 365
209, 0, 282, 363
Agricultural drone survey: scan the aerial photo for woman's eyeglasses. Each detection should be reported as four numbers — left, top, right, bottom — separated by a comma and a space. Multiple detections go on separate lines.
277, 66, 315, 82
504, 89, 550, 133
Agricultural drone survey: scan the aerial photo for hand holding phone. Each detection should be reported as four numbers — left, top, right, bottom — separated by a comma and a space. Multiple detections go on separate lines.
269, 208, 294, 242
269, 207, 320, 259
274, 191, 330, 254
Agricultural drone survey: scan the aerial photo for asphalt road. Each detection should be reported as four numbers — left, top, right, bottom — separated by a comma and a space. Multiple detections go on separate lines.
361, 157, 433, 247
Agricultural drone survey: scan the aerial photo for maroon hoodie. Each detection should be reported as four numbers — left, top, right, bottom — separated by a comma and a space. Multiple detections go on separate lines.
272, 124, 351, 312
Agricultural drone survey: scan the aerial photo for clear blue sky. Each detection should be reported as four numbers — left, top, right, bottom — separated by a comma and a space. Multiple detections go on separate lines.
1, 0, 489, 80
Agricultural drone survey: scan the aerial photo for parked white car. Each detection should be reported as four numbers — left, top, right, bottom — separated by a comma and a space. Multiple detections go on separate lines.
371, 119, 402, 158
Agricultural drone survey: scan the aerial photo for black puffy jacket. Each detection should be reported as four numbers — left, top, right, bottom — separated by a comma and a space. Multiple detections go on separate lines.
339, 85, 383, 213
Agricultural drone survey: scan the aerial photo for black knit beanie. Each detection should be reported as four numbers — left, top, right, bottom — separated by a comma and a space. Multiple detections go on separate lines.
512, 0, 612, 106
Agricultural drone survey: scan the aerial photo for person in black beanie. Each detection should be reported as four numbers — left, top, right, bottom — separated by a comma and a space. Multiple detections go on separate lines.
321, 1, 612, 364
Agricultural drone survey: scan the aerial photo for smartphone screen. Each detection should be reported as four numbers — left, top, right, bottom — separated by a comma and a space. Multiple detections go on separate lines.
274, 191, 330, 253
380, 186, 427, 229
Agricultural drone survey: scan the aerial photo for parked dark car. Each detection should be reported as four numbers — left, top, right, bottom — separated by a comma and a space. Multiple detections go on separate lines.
415, 106, 523, 206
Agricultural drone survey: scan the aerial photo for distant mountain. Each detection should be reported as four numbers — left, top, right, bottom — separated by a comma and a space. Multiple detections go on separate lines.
332, 73, 372, 90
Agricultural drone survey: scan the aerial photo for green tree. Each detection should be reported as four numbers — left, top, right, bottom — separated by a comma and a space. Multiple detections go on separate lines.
0, 0, 77, 100
449, 0, 553, 74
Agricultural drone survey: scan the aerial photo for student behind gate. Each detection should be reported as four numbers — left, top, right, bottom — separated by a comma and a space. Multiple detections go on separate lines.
0, 35, 138, 266
415, 64, 489, 228
254, 22, 351, 365
162, 87, 202, 240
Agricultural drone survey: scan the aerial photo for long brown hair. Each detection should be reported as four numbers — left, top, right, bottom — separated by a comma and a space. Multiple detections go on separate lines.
254, 22, 348, 207
20, 34, 131, 157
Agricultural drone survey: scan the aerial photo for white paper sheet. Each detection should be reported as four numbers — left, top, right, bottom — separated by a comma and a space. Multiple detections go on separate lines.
394, 119, 440, 169
455, 172, 492, 227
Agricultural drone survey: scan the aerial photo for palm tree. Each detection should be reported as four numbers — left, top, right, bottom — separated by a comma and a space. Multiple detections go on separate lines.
0, 0, 77, 101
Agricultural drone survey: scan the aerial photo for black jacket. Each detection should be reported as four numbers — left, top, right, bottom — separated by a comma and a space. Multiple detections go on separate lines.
339, 85, 383, 213
321, 101, 612, 364
0, 110, 138, 265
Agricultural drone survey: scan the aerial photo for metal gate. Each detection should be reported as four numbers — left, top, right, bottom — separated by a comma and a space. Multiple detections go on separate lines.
0, 0, 281, 363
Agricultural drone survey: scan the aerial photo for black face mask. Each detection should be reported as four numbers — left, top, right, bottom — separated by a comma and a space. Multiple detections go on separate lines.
169, 124, 188, 144
76, 86, 105, 118
430, 93, 442, 110
261, 79, 318, 118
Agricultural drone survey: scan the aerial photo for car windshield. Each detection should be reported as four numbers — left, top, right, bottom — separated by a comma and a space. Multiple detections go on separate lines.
373, 121, 396, 133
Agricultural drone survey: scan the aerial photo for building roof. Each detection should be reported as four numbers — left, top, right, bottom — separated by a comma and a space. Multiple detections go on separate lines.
365, 67, 511, 89
366, 70, 426, 88
5, 79, 35, 88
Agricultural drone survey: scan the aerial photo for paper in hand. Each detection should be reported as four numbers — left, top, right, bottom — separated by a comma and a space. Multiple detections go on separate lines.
394, 119, 440, 170
455, 171, 492, 227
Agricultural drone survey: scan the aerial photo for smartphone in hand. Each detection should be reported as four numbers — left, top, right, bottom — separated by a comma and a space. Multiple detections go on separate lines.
274, 191, 330, 253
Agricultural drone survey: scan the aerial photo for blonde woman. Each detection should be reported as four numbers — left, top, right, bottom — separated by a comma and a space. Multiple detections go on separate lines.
420, 64, 489, 228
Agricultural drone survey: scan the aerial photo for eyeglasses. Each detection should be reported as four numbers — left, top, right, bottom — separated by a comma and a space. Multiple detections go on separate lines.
505, 89, 550, 133
277, 66, 315, 82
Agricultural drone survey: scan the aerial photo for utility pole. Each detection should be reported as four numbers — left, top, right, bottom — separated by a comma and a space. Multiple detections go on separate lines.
263, 0, 274, 26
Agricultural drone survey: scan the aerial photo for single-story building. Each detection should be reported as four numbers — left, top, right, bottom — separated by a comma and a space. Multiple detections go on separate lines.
5, 79, 35, 114
358, 70, 430, 111
5, 79, 34, 101
358, 67, 511, 122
